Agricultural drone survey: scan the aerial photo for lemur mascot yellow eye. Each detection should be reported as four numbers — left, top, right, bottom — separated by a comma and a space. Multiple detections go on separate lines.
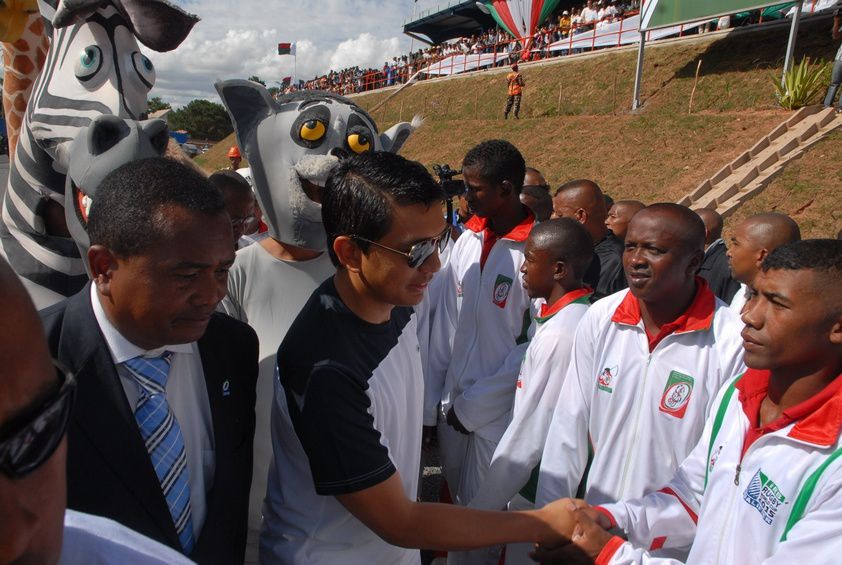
347, 133, 371, 154
300, 120, 326, 142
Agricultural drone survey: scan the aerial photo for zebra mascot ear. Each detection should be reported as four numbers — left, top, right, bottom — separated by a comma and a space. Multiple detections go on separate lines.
48, 0, 199, 51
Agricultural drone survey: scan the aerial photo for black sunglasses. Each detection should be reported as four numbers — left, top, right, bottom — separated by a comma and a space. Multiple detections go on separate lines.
0, 360, 75, 479
351, 226, 450, 268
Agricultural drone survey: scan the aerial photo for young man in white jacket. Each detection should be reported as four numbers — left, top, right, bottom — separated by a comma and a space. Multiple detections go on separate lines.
426, 140, 536, 565
535, 205, 745, 559
536, 239, 842, 565
468, 218, 594, 565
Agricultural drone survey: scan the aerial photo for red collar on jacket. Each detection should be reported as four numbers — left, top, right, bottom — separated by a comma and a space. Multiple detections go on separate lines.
736, 368, 842, 448
536, 287, 593, 322
611, 277, 716, 351
464, 208, 535, 242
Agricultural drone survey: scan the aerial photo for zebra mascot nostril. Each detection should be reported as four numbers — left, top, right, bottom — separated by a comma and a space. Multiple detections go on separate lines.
215, 79, 422, 252
0, 0, 198, 308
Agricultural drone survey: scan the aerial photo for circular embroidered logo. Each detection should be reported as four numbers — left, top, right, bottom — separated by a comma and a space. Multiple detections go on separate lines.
663, 382, 692, 410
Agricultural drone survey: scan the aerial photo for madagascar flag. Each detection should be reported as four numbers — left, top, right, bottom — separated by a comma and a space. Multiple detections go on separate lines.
278, 42, 295, 55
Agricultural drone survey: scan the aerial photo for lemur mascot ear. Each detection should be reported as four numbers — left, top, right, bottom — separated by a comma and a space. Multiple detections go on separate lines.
216, 79, 422, 251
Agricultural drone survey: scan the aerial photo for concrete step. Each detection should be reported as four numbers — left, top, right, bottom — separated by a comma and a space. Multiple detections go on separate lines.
679, 105, 842, 216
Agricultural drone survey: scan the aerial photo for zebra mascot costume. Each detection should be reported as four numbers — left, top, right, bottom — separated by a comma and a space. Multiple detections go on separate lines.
0, 0, 198, 308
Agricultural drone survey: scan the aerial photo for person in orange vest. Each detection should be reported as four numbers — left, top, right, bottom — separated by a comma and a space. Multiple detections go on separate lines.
227, 145, 242, 170
505, 63, 525, 120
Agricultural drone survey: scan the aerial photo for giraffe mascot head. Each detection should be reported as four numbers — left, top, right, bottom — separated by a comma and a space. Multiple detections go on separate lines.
0, 0, 198, 307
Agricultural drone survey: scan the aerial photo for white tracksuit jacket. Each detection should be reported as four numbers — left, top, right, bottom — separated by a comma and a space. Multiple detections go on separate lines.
536, 281, 746, 508
468, 288, 592, 510
426, 213, 536, 441
596, 369, 842, 565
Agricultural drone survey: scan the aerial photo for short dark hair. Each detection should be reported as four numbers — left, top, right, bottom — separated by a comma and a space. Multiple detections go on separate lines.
762, 239, 842, 275
530, 218, 593, 281
462, 139, 526, 193
323, 152, 445, 267
88, 157, 225, 257
208, 170, 253, 200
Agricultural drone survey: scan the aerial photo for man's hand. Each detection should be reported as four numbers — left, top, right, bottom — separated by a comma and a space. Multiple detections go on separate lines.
422, 425, 438, 450
529, 504, 613, 564
446, 406, 470, 435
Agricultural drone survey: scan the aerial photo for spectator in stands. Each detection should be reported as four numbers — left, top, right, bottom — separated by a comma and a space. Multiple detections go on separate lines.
696, 208, 741, 303
605, 199, 644, 242
581, 0, 599, 27
551, 179, 626, 301
505, 64, 525, 119
727, 212, 801, 315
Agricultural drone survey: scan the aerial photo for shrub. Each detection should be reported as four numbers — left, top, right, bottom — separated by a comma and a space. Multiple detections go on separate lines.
773, 56, 830, 110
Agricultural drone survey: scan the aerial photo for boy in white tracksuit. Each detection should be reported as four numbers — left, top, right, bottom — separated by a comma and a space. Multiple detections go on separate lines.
426, 140, 535, 565
535, 206, 745, 559
467, 219, 595, 565
548, 240, 842, 565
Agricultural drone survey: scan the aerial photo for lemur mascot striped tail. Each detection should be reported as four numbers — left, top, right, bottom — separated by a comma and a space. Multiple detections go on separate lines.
0, 0, 198, 308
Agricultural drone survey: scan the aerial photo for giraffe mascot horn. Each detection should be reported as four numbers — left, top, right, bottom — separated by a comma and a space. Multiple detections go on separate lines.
0, 0, 198, 308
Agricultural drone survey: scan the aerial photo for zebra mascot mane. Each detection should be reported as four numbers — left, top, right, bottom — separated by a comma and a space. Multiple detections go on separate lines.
0, 0, 198, 308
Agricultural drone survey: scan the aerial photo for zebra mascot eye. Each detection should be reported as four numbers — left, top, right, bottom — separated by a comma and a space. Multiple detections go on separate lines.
75, 46, 103, 82
131, 52, 156, 89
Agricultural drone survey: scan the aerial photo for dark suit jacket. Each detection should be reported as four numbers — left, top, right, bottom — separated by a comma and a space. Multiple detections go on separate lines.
699, 239, 741, 303
41, 285, 258, 565
585, 231, 628, 302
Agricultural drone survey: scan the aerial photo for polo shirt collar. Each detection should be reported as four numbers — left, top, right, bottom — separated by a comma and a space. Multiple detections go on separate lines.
611, 276, 716, 336
536, 287, 593, 323
464, 207, 535, 242
736, 368, 842, 447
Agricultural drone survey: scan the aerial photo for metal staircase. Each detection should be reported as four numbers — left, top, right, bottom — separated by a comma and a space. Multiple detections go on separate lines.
678, 105, 842, 217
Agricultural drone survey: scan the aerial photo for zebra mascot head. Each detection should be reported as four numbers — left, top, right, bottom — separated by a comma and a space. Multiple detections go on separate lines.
0, 0, 198, 307
216, 80, 420, 251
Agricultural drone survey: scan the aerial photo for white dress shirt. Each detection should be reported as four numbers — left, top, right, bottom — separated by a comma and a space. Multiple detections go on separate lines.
729, 282, 749, 316
90, 285, 215, 539
60, 510, 196, 564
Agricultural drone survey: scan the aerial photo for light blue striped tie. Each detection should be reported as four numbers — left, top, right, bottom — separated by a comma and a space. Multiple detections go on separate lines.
124, 352, 195, 554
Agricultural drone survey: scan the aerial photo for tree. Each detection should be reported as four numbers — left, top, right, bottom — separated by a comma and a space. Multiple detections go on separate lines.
167, 99, 233, 141
248, 75, 266, 86
147, 96, 171, 112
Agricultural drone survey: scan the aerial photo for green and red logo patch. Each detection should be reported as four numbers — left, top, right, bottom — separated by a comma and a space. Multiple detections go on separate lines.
659, 371, 694, 418
492, 274, 513, 308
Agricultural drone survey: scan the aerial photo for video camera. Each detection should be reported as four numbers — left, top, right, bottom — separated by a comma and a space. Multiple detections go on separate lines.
432, 164, 466, 199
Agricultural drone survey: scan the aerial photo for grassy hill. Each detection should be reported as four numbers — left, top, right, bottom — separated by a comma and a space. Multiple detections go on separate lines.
201, 15, 841, 237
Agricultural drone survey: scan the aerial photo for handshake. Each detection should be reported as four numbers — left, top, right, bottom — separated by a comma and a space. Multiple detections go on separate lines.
532, 498, 617, 564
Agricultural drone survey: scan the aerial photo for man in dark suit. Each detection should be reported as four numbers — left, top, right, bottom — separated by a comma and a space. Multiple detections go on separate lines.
551, 179, 627, 301
41, 158, 258, 565
695, 208, 741, 302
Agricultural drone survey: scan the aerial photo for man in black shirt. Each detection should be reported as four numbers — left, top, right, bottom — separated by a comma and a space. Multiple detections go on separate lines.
695, 208, 741, 302
551, 179, 626, 301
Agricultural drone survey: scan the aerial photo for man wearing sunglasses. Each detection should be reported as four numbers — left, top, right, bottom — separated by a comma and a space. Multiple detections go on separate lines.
39, 158, 259, 565
261, 151, 580, 564
0, 256, 193, 564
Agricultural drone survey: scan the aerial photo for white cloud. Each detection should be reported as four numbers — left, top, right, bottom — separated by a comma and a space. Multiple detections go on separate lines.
147, 0, 430, 107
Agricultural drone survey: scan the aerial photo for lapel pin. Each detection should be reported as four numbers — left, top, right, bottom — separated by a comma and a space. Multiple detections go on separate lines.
222, 380, 231, 397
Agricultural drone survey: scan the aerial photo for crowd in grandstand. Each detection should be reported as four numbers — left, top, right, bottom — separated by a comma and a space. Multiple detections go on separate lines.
284, 0, 788, 96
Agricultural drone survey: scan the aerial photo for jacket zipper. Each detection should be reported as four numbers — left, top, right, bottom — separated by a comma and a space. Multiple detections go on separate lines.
617, 351, 652, 499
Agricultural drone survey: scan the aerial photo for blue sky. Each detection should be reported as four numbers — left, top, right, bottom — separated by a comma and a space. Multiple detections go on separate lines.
150, 0, 447, 106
